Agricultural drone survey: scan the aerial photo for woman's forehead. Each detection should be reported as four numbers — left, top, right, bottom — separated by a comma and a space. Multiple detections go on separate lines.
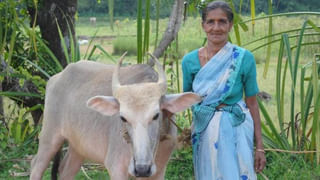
206, 8, 228, 19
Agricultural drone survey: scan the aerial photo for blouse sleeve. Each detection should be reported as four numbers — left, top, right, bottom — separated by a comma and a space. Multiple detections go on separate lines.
243, 51, 259, 97
182, 56, 193, 92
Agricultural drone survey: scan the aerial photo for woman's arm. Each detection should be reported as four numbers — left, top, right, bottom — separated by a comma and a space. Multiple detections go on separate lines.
182, 60, 193, 92
245, 95, 266, 173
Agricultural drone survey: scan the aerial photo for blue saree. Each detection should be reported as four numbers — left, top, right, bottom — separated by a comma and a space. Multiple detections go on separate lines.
191, 42, 256, 180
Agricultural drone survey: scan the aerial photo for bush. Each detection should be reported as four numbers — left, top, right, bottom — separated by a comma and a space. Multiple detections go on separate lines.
112, 36, 137, 56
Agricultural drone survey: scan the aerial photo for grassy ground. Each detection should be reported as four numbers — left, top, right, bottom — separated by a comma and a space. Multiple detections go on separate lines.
1, 14, 320, 179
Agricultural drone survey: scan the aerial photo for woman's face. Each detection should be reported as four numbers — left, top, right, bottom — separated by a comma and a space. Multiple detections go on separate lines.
202, 8, 233, 46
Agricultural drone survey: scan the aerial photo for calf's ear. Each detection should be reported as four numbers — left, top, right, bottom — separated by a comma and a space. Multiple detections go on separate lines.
161, 92, 201, 113
87, 96, 120, 116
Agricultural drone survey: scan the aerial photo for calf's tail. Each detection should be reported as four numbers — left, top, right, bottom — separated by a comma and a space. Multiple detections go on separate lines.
51, 150, 61, 180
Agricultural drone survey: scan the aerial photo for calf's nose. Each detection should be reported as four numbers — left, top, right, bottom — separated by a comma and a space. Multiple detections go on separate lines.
134, 164, 152, 177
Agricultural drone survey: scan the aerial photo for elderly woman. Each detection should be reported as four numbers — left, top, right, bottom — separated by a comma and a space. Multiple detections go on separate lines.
182, 1, 266, 179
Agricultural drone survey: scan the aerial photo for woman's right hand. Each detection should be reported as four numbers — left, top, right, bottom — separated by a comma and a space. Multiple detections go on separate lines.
254, 149, 266, 173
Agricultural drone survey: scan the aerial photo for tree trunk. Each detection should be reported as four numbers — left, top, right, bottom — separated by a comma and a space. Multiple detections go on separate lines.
36, 0, 77, 67
150, 0, 184, 65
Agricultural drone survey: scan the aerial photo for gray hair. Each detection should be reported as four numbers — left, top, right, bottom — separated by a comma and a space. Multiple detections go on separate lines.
201, 1, 234, 23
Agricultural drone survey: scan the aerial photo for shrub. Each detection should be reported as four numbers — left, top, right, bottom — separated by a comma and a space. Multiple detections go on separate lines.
112, 36, 137, 56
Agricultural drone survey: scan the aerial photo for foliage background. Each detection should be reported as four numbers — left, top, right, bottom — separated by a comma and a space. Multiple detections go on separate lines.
77, 0, 320, 17
78, 0, 174, 17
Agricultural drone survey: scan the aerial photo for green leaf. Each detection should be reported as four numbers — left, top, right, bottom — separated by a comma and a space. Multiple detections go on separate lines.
19, 79, 25, 87
240, 12, 320, 24
258, 98, 288, 149
299, 61, 316, 149
263, 0, 273, 78
66, 20, 76, 63
56, 20, 70, 64
282, 33, 298, 148
7, 15, 17, 67
25, 59, 51, 79
137, 0, 143, 63
312, 55, 320, 163
33, 33, 63, 71
227, 1, 242, 45
87, 45, 116, 63
83, 29, 99, 60
0, 1, 9, 55
143, 0, 151, 63
154, 0, 160, 51
1, 141, 7, 149
0, 91, 42, 98
307, 19, 320, 33
249, 33, 320, 53
108, 0, 114, 31
243, 27, 320, 47
239, 0, 243, 13
250, 0, 256, 35
276, 36, 285, 133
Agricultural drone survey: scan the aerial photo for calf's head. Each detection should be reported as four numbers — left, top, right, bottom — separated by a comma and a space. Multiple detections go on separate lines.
87, 54, 201, 177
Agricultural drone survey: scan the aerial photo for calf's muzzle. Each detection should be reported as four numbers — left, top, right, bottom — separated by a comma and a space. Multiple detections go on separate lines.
134, 164, 152, 177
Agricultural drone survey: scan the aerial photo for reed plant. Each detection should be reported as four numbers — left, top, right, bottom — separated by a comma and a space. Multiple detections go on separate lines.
255, 20, 320, 163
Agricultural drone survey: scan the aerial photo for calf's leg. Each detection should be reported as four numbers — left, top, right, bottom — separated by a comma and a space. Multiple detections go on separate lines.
106, 156, 130, 180
30, 134, 64, 180
59, 146, 84, 180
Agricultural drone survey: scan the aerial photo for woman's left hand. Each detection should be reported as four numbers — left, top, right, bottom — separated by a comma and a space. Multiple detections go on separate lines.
254, 150, 266, 173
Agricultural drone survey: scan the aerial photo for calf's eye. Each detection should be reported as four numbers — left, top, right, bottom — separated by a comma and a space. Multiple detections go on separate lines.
120, 116, 127, 123
153, 113, 159, 120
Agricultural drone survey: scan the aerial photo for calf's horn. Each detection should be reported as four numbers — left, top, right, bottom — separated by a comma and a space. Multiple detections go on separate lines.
112, 52, 127, 94
148, 53, 167, 94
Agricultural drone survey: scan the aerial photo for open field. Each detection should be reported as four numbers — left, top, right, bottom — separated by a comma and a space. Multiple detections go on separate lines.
76, 15, 320, 63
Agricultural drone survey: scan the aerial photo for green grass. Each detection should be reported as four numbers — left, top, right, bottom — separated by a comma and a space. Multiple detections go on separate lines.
2, 146, 320, 179
76, 15, 320, 63
258, 153, 320, 179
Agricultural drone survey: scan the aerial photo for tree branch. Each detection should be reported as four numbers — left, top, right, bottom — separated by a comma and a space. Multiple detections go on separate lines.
149, 0, 184, 66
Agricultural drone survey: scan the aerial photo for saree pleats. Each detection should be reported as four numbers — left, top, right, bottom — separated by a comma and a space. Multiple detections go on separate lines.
193, 101, 256, 180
